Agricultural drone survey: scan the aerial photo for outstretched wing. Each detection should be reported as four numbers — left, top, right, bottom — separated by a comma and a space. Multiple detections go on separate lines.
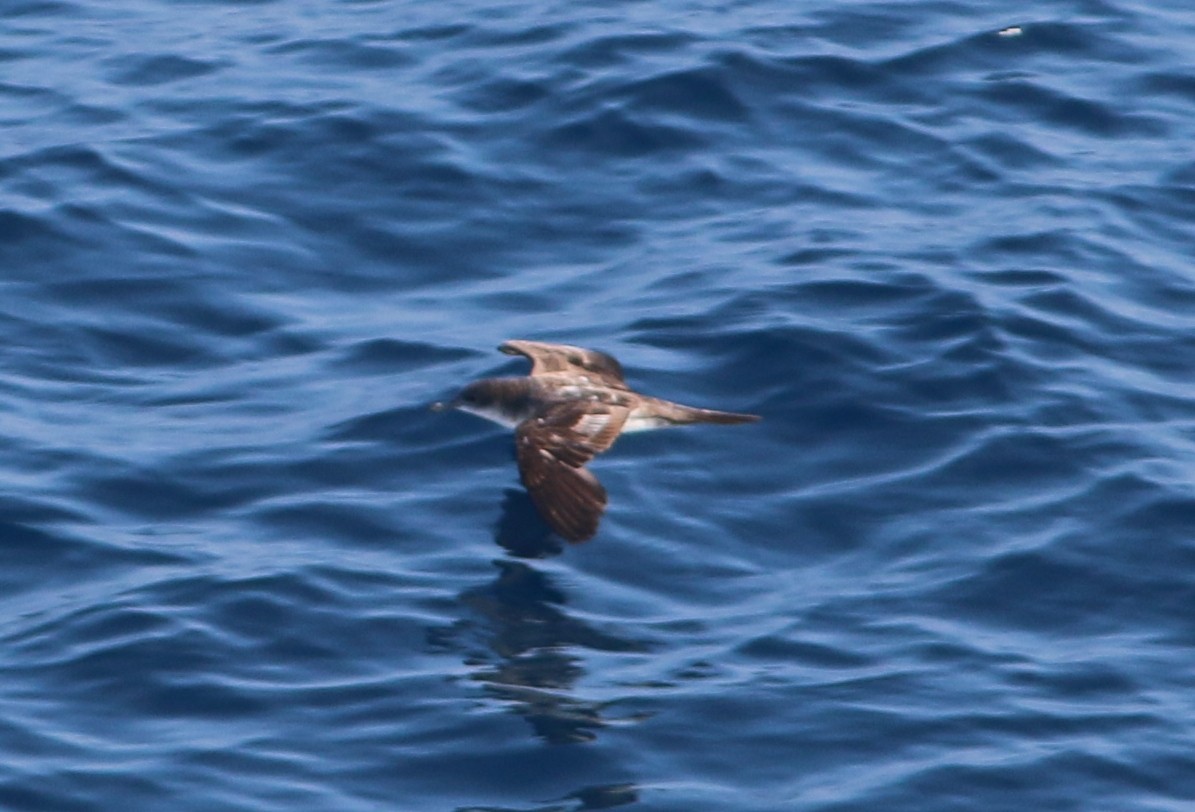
515, 401, 629, 542
499, 340, 627, 388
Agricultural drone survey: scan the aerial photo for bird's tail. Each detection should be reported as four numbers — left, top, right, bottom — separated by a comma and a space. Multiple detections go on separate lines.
669, 404, 761, 425
683, 406, 755, 425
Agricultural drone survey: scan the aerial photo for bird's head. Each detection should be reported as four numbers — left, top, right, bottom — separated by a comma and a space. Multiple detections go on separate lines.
453, 380, 498, 412
432, 380, 490, 411
430, 379, 523, 427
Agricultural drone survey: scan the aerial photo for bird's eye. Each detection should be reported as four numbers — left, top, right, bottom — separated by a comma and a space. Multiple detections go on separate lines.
568, 354, 583, 364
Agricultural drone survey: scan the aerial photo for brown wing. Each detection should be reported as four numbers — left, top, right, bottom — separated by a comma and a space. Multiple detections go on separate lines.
514, 401, 629, 542
499, 340, 627, 388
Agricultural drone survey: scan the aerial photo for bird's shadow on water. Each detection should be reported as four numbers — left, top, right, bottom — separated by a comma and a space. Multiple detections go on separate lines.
427, 490, 649, 749
457, 782, 640, 812
494, 488, 563, 559
429, 557, 647, 746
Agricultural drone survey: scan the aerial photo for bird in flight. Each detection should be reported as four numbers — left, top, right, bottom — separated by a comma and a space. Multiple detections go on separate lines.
434, 340, 759, 542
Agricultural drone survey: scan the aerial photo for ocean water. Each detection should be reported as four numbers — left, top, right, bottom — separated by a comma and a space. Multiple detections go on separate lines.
3, 0, 1195, 809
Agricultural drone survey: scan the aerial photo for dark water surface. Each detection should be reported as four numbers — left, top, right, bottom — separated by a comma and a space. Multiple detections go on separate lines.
3, 0, 1195, 809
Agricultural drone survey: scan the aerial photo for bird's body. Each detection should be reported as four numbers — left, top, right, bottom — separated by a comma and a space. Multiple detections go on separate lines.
437, 340, 759, 542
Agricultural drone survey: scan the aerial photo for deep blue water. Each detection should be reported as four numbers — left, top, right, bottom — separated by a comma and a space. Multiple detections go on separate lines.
4, 0, 1195, 809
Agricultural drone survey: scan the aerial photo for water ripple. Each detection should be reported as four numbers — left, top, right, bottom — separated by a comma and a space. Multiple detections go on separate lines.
3, 1, 1195, 810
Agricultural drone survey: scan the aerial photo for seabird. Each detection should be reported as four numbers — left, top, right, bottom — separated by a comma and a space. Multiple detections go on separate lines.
434, 340, 759, 542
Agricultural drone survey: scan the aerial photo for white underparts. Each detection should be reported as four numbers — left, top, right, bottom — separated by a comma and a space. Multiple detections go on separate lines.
622, 415, 673, 432
457, 404, 522, 429
458, 403, 675, 433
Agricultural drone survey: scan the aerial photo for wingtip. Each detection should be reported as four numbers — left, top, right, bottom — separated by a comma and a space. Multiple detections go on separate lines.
541, 517, 598, 543
554, 514, 601, 543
